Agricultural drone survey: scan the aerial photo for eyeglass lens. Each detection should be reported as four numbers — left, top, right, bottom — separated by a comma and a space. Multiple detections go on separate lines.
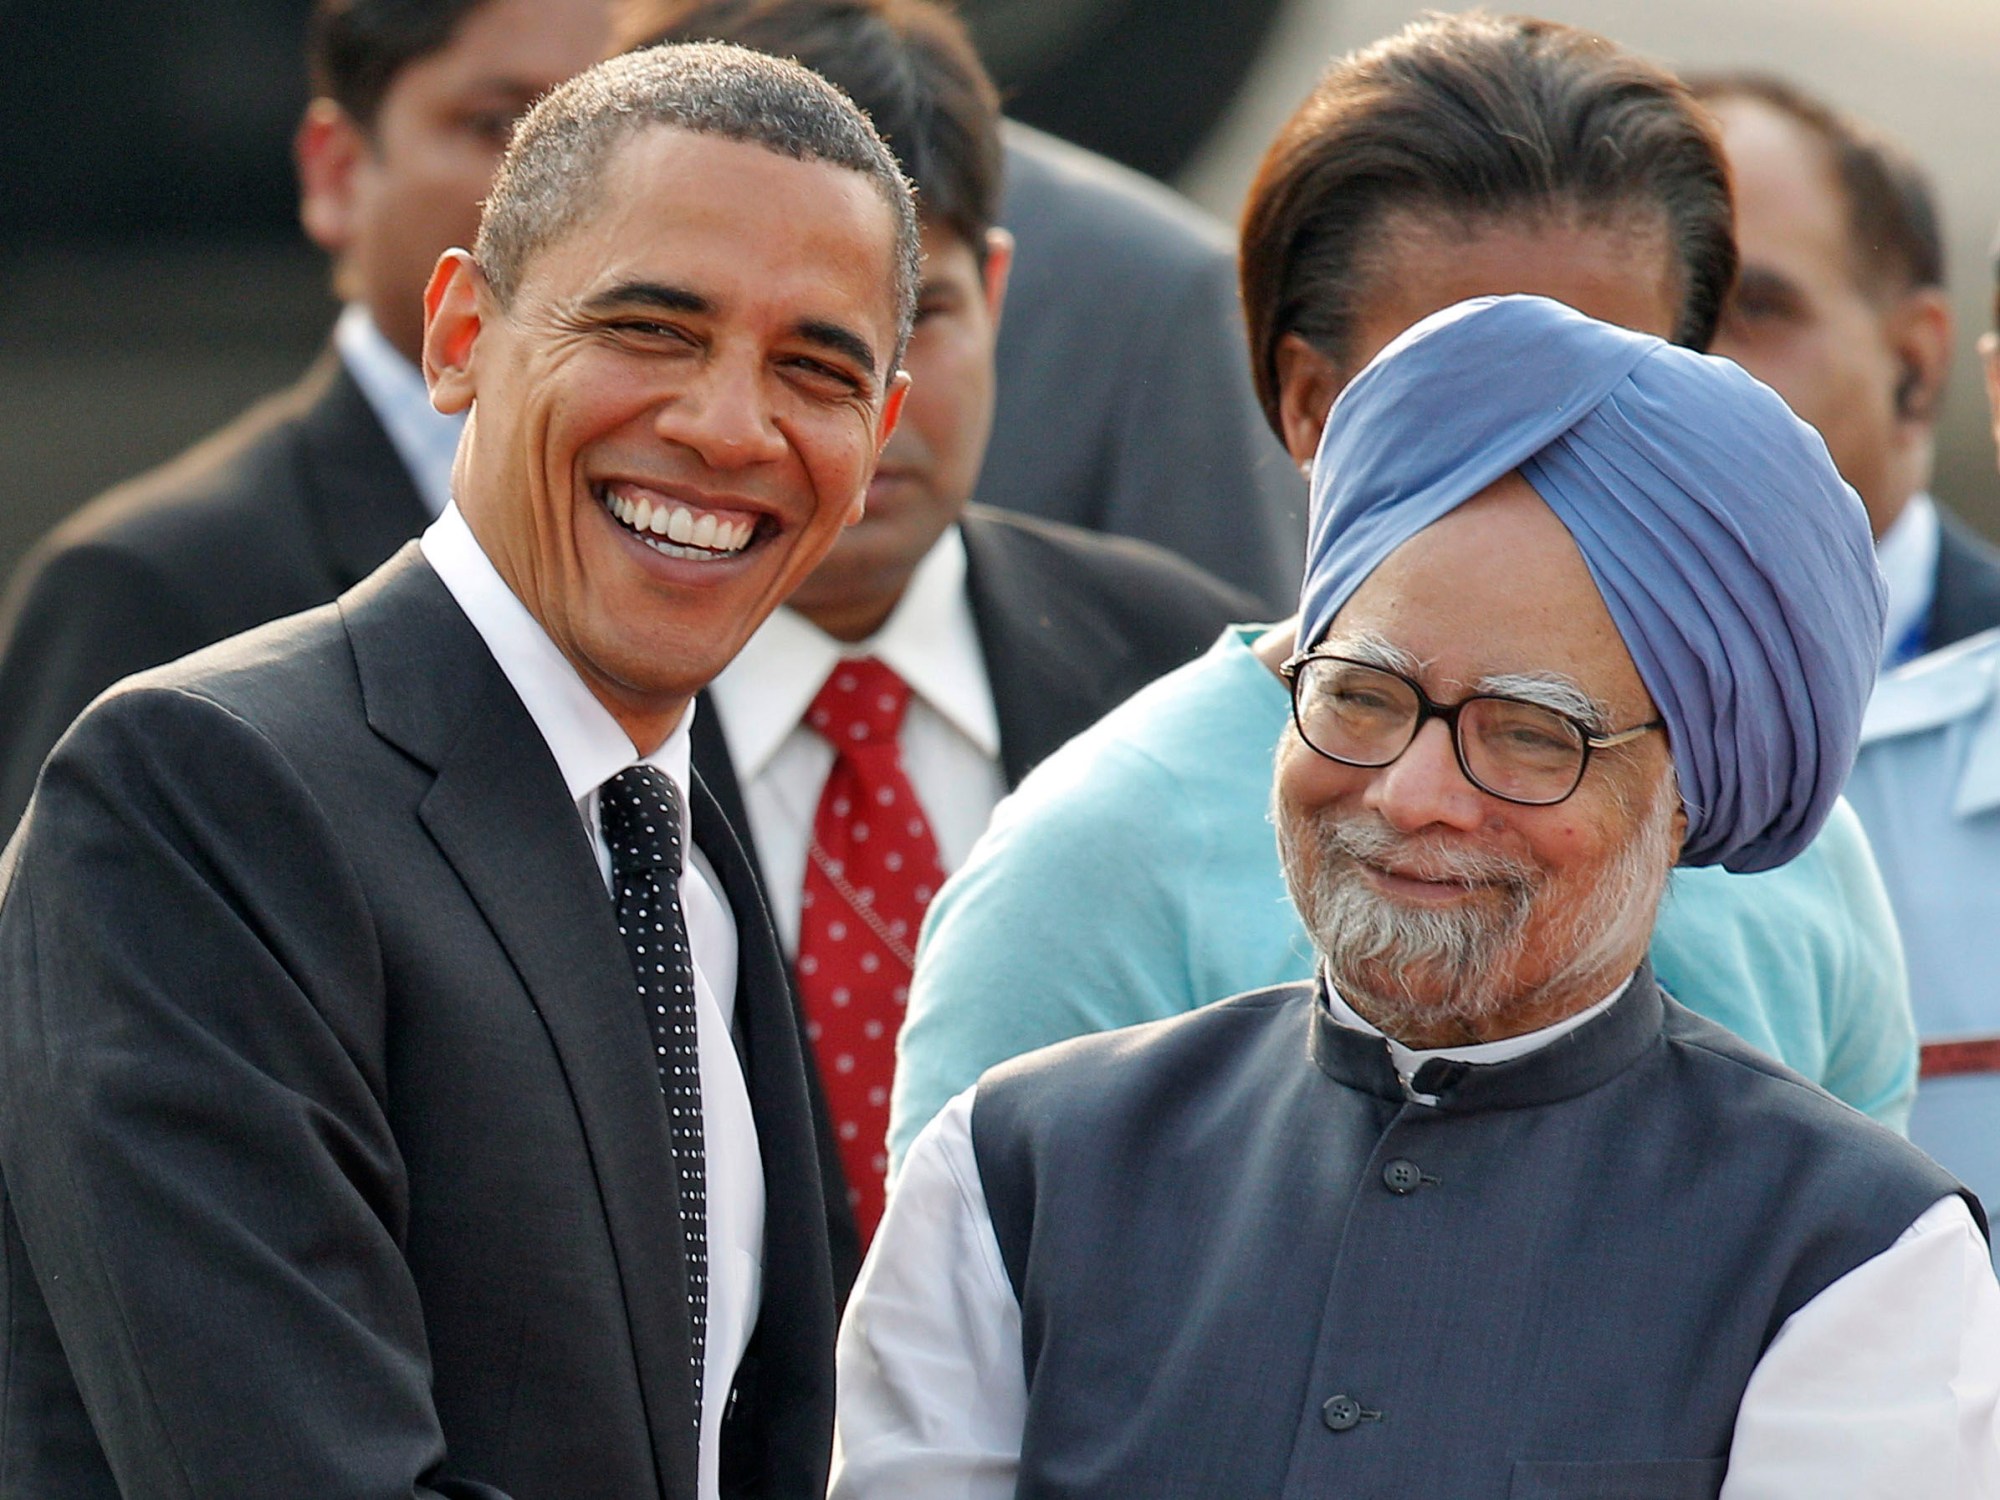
1294, 658, 1587, 804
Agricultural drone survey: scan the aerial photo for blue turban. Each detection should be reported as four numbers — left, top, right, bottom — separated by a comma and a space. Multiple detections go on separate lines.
1297, 295, 1884, 873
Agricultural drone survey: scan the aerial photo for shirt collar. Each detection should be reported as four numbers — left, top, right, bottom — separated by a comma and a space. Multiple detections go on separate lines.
709, 525, 998, 779
1876, 491, 1940, 669
418, 501, 694, 814
335, 303, 464, 521
1323, 971, 1633, 1102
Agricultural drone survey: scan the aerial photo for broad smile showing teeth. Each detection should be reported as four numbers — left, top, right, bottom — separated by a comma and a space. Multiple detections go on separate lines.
602, 484, 760, 560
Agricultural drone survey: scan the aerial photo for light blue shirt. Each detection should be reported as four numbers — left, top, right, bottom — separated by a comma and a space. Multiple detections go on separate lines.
891, 625, 1917, 1169
334, 303, 463, 519
1876, 492, 1942, 670
1848, 626, 2000, 1260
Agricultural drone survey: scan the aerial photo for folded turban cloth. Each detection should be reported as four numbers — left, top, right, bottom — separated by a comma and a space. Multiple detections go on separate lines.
1297, 295, 1884, 873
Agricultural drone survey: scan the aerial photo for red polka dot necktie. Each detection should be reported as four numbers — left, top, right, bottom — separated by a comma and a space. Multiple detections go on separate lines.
796, 657, 946, 1243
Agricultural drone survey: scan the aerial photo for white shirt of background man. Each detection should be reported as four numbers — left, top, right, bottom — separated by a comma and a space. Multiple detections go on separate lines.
709, 526, 1006, 952
333, 303, 464, 520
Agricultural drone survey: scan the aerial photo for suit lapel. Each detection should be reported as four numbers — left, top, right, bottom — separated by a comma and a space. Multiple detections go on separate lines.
344, 553, 702, 1497
689, 693, 862, 1312
294, 350, 434, 590
688, 772, 838, 1495
961, 510, 1133, 786
690, 692, 767, 893
1929, 510, 2000, 652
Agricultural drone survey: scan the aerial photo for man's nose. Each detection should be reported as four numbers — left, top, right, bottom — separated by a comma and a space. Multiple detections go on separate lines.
654, 350, 788, 469
1364, 717, 1488, 833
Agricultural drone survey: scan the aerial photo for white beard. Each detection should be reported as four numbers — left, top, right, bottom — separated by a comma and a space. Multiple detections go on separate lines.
1275, 775, 1678, 1041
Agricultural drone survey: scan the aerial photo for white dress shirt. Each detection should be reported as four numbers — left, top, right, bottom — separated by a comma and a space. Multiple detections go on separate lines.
832, 987, 2000, 1499
707, 527, 1005, 952
335, 303, 464, 520
1876, 491, 1941, 670
422, 502, 762, 1500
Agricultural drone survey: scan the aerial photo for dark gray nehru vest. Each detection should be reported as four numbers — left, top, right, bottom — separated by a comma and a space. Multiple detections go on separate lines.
971, 970, 1975, 1500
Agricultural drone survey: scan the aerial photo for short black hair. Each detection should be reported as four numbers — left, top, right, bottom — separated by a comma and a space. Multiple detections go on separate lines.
308, 0, 493, 130
1688, 72, 1944, 295
476, 42, 921, 365
1240, 12, 1736, 435
621, 0, 1003, 256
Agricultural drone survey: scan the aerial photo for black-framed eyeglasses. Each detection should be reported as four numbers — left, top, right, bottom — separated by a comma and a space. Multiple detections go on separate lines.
1278, 652, 1664, 807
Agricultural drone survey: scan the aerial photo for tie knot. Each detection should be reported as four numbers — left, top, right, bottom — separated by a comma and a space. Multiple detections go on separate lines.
807, 657, 912, 749
599, 765, 685, 878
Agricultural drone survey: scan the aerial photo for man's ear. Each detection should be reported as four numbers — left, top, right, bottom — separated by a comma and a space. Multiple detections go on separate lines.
1273, 332, 1348, 469
1981, 329, 2000, 467
295, 99, 368, 256
854, 371, 913, 524
423, 250, 488, 416
1885, 285, 1953, 431
981, 227, 1015, 326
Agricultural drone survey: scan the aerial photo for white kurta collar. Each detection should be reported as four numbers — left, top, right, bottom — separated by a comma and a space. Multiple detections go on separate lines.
1324, 971, 1633, 1101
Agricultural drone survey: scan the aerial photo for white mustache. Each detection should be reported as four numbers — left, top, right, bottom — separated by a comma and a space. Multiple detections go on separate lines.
1319, 815, 1536, 891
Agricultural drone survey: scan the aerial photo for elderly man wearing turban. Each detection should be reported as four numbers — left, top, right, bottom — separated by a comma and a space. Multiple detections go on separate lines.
829, 298, 2000, 1499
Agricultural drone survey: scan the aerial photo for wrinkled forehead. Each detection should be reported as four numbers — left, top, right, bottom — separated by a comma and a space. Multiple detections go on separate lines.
1322, 474, 1653, 717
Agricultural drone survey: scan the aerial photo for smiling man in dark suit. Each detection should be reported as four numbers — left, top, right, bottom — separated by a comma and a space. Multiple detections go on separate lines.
626, 0, 1258, 1281
0, 0, 613, 833
0, 43, 917, 1499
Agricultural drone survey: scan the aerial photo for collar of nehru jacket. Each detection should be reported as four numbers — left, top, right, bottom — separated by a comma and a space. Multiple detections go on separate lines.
1309, 964, 1665, 1111
1296, 295, 1885, 873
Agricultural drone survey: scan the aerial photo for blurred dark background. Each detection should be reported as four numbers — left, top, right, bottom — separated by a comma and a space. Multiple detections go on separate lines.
0, 0, 1285, 584
8, 0, 1999, 590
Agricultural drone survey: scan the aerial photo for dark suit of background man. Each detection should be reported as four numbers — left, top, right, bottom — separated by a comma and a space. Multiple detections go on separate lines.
627, 0, 1258, 1291
979, 120, 1306, 610
1694, 72, 2000, 667
0, 43, 921, 1498
0, 0, 613, 834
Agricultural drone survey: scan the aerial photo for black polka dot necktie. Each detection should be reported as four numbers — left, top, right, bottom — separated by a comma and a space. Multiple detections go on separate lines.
600, 765, 707, 1427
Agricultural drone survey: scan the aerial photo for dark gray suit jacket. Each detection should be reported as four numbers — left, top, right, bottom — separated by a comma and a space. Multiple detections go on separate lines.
0, 347, 429, 833
982, 123, 1306, 612
1927, 505, 2000, 652
0, 549, 834, 1498
692, 505, 1259, 1295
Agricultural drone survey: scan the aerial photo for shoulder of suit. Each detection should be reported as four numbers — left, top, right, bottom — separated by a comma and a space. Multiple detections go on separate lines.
959, 505, 1261, 617
101, 595, 356, 721
1861, 626, 2000, 744
1656, 994, 1951, 1191
1937, 503, 2000, 566
1000, 120, 1232, 272
24, 356, 353, 570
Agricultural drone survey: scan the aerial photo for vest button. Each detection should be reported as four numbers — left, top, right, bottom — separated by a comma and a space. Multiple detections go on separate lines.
1322, 1395, 1363, 1431
1382, 1158, 1424, 1194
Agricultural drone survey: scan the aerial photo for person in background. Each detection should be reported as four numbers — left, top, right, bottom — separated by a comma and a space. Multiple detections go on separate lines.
620, 0, 1257, 1289
977, 118, 1305, 608
0, 0, 613, 833
889, 13, 1917, 1172
0, 43, 915, 1496
837, 295, 1997, 1500
1844, 230, 2000, 1272
1695, 73, 2000, 668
